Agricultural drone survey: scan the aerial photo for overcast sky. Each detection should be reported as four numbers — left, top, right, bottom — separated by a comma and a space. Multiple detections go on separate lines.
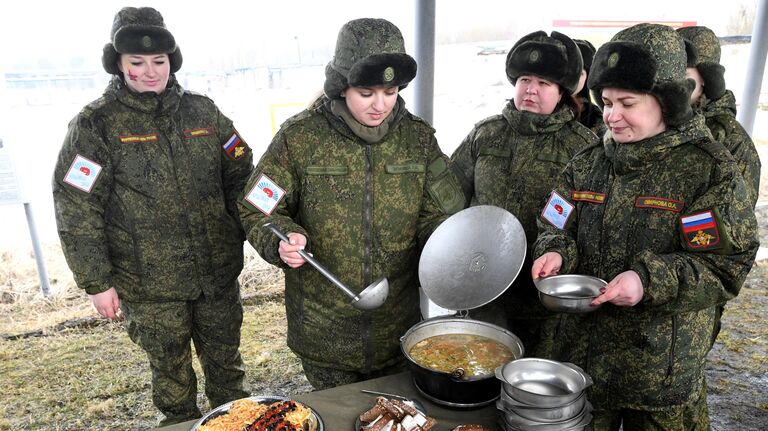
0, 0, 757, 72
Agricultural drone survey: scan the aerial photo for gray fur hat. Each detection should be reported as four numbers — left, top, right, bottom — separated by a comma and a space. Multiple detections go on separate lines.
677, 26, 726, 100
101, 7, 183, 75
505, 31, 583, 94
588, 23, 693, 126
324, 18, 417, 99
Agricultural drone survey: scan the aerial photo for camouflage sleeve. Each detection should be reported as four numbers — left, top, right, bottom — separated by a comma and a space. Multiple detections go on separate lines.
631, 165, 759, 314
417, 135, 465, 247
533, 164, 580, 273
720, 122, 761, 208
216, 108, 254, 237
448, 126, 480, 207
238, 129, 306, 266
51, 115, 113, 294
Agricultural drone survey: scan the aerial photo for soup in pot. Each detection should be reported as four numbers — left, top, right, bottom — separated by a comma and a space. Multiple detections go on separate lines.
408, 333, 515, 377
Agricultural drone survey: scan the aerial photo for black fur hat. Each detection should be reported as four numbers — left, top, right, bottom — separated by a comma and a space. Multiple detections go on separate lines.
505, 31, 583, 94
324, 18, 417, 99
101, 7, 183, 75
677, 26, 726, 100
588, 23, 693, 127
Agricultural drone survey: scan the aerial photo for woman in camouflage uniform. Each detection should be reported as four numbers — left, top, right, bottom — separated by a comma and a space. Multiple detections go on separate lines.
573, 38, 607, 137
677, 25, 760, 208
532, 24, 758, 430
238, 18, 463, 390
52, 7, 252, 426
450, 31, 598, 358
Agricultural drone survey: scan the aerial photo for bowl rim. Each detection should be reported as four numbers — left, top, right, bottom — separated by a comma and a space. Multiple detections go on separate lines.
534, 274, 607, 299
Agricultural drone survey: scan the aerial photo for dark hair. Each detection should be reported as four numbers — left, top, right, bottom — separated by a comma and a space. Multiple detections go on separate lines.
560, 90, 584, 119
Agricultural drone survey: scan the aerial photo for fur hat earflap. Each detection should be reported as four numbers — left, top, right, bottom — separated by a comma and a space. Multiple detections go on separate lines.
324, 18, 417, 99
102, 7, 182, 75
506, 30, 583, 94
588, 23, 693, 126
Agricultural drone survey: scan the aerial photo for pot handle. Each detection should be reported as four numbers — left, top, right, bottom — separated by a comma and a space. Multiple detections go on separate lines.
563, 362, 594, 386
449, 368, 466, 381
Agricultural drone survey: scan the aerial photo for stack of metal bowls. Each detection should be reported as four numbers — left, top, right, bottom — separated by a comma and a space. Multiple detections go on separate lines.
494, 358, 594, 430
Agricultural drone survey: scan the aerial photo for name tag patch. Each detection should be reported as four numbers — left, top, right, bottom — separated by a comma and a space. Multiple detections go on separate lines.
571, 191, 606, 204
222, 132, 249, 160
119, 133, 158, 143
541, 190, 575, 229
636, 196, 684, 212
63, 154, 103, 193
244, 174, 286, 216
680, 210, 720, 249
183, 127, 213, 139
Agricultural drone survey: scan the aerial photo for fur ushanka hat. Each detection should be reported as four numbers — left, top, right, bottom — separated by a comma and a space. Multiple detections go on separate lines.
677, 26, 726, 100
588, 23, 693, 127
101, 7, 183, 75
324, 18, 417, 99
505, 31, 583, 95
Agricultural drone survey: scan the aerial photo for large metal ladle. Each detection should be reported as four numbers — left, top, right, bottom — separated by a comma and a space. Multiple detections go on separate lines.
263, 223, 389, 310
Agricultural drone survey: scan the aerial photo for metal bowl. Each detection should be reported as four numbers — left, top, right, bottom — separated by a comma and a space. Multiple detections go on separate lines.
499, 408, 592, 431
534, 274, 606, 313
495, 358, 593, 407
498, 388, 587, 423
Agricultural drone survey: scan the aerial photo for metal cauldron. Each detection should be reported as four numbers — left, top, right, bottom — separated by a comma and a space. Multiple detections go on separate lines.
401, 317, 524, 407
402, 206, 528, 407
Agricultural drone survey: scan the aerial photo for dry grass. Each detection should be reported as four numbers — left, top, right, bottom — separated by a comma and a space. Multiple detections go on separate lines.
1, 235, 767, 429
0, 244, 307, 431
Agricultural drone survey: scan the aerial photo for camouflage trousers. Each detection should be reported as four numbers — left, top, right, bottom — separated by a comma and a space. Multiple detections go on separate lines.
300, 357, 406, 390
122, 281, 249, 426
591, 379, 710, 431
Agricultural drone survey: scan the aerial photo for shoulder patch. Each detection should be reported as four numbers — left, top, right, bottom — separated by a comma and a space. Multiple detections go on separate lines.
541, 190, 575, 229
680, 210, 721, 250
244, 174, 286, 216
63, 154, 103, 193
222, 132, 250, 160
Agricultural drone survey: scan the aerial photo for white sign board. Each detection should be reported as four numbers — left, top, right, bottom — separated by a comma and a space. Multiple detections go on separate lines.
0, 149, 23, 206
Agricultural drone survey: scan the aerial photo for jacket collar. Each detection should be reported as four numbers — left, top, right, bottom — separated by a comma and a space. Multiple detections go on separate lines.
603, 114, 711, 175
502, 100, 575, 136
321, 95, 407, 144
108, 75, 183, 116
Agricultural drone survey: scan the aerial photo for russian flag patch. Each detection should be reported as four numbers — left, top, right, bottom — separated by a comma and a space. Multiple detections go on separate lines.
222, 132, 249, 160
680, 210, 720, 249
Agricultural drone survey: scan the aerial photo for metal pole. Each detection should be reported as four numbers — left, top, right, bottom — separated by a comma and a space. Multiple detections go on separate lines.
413, 0, 436, 124
23, 202, 51, 296
737, 0, 768, 135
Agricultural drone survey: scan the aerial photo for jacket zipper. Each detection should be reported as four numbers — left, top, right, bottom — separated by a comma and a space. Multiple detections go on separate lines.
363, 143, 373, 372
667, 315, 677, 379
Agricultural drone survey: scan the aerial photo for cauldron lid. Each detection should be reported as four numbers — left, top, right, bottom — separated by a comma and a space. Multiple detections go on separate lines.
419, 205, 526, 310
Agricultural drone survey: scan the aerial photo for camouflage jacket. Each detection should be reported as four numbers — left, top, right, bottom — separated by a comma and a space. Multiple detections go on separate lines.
53, 77, 254, 302
450, 101, 597, 318
696, 89, 761, 207
533, 115, 758, 409
238, 96, 462, 372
